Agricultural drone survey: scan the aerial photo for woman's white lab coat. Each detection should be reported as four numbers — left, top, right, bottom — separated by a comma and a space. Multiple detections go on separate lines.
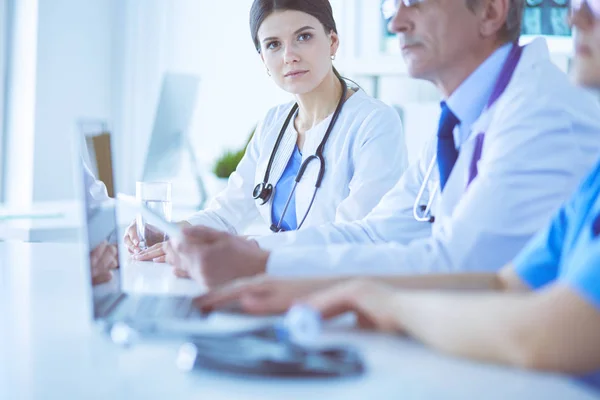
187, 89, 407, 234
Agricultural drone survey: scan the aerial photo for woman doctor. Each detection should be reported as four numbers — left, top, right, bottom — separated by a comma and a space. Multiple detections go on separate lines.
124, 0, 407, 266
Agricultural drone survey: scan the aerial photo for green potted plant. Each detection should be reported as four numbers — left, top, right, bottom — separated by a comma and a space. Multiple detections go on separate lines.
213, 148, 246, 179
207, 125, 256, 197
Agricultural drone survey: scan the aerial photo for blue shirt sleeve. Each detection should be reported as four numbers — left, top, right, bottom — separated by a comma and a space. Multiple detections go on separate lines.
561, 241, 600, 311
513, 209, 566, 289
513, 160, 600, 290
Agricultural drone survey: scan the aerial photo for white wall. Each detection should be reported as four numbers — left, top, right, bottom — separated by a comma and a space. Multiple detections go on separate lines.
33, 0, 117, 201
0, 0, 7, 203
4, 0, 300, 205
4, 0, 119, 204
3, 0, 38, 206
169, 0, 292, 162
116, 0, 313, 203
113, 0, 170, 200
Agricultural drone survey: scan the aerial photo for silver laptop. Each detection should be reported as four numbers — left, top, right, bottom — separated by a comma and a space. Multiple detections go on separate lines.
76, 140, 205, 335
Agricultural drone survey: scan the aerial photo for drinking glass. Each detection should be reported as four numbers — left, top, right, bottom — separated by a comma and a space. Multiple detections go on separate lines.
135, 181, 172, 250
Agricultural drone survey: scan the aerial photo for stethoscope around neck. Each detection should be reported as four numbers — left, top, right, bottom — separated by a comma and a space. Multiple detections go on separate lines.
412, 43, 524, 224
253, 78, 349, 233
413, 154, 438, 223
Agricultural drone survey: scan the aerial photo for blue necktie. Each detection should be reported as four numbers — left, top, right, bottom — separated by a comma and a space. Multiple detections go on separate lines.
437, 102, 460, 191
593, 213, 600, 238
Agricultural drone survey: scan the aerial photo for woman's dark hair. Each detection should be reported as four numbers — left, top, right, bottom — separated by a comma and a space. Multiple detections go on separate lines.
250, 0, 337, 52
249, 0, 343, 79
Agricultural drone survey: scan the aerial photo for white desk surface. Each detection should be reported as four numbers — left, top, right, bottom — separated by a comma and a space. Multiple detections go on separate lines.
1, 242, 598, 400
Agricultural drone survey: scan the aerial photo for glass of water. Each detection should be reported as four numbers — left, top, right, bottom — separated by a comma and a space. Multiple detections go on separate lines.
135, 181, 172, 250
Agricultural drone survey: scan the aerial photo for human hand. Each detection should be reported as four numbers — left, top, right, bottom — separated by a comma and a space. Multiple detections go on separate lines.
193, 275, 336, 314
90, 241, 118, 285
303, 279, 402, 332
176, 226, 269, 288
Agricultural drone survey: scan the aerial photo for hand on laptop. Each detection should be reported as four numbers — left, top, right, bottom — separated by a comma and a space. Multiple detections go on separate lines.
90, 241, 118, 285
176, 226, 269, 288
193, 276, 338, 314
302, 280, 403, 332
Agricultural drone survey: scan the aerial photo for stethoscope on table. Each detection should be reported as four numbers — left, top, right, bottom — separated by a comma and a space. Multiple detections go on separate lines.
413, 43, 524, 224
253, 78, 350, 233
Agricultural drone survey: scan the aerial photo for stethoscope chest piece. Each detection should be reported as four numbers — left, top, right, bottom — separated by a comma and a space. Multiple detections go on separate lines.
253, 182, 273, 205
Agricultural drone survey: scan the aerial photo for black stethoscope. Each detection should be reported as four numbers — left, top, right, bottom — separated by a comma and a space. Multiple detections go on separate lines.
253, 78, 349, 233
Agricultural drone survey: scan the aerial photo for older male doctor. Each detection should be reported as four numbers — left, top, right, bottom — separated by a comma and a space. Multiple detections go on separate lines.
170, 0, 600, 288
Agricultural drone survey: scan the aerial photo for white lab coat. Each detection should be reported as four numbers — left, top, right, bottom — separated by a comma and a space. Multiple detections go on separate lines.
258, 38, 600, 276
187, 89, 407, 234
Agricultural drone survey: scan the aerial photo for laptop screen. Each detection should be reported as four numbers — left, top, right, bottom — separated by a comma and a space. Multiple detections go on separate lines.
79, 140, 123, 320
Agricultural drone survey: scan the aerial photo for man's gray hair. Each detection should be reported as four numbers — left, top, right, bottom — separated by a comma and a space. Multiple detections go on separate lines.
466, 0, 525, 43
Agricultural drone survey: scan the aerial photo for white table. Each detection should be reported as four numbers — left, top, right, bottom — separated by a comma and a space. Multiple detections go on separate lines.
1, 242, 598, 400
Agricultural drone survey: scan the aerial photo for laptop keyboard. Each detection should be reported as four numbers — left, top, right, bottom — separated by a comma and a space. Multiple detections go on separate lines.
94, 291, 201, 321
94, 293, 126, 318
126, 295, 198, 320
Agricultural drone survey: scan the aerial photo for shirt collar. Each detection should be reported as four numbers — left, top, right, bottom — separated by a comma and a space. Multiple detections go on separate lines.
446, 43, 513, 149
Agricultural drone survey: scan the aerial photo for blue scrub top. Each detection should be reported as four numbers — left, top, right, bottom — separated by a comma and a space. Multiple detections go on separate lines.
271, 145, 302, 231
514, 159, 600, 390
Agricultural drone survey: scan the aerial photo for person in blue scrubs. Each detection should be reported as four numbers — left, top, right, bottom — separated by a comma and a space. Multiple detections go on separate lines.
193, 0, 600, 388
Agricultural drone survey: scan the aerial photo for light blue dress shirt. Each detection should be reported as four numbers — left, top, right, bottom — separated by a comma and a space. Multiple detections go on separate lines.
446, 43, 512, 149
271, 145, 302, 231
514, 159, 600, 390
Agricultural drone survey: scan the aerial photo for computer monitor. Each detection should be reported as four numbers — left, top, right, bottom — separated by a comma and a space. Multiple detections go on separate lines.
142, 73, 200, 182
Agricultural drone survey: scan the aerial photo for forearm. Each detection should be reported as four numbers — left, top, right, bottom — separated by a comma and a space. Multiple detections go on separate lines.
375, 272, 503, 292
390, 291, 536, 368
294, 272, 504, 293
257, 220, 374, 252
266, 237, 508, 277
390, 285, 600, 375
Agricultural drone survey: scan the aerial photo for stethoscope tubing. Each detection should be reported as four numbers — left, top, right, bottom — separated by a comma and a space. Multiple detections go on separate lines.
258, 78, 349, 232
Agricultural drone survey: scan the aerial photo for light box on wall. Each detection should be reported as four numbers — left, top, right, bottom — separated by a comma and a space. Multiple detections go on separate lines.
522, 0, 570, 37
379, 0, 573, 56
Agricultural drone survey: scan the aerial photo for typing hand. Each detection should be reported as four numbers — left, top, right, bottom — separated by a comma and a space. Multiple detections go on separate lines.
304, 280, 402, 332
193, 276, 333, 314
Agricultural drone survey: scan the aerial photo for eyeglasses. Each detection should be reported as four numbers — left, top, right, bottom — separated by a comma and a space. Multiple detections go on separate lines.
526, 0, 569, 6
381, 0, 427, 20
571, 0, 600, 19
